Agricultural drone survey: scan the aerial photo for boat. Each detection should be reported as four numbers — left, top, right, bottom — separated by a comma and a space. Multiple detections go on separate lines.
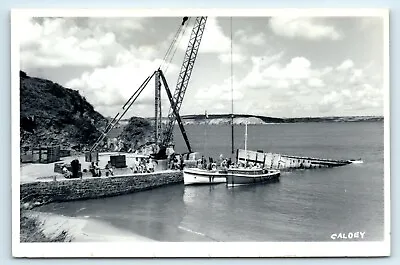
183, 167, 227, 185
183, 110, 229, 185
226, 167, 281, 187
225, 122, 280, 187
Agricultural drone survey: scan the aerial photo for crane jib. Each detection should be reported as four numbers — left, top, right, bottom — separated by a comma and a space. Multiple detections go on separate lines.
163, 17, 208, 148
89, 16, 208, 155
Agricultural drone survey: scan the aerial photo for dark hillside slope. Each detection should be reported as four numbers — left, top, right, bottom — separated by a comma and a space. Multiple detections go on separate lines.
20, 71, 107, 148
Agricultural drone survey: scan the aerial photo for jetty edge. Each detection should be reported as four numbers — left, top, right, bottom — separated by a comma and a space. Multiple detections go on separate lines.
20, 170, 183, 210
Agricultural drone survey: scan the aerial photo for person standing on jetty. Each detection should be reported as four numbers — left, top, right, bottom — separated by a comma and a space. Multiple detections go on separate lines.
70, 158, 80, 179
132, 157, 140, 173
180, 155, 184, 170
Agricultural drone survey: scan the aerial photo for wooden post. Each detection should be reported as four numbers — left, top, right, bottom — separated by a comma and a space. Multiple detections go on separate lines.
263, 153, 266, 169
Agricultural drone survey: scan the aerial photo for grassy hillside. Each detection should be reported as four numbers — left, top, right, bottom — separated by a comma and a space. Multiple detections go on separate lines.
20, 71, 107, 148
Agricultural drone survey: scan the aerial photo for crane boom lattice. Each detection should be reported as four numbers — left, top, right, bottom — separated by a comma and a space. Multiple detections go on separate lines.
162, 16, 207, 147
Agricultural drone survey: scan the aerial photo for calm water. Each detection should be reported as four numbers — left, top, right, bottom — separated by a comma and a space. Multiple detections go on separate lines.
37, 122, 385, 241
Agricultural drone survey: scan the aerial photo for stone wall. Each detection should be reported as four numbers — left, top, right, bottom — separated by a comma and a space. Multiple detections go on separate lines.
20, 171, 183, 209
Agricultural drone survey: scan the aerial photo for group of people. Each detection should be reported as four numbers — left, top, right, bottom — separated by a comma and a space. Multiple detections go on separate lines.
169, 154, 184, 170
89, 161, 114, 177
195, 155, 262, 171
61, 158, 81, 179
130, 157, 156, 173
196, 156, 233, 171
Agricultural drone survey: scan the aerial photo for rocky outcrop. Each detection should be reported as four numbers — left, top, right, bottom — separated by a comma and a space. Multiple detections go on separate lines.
20, 71, 107, 148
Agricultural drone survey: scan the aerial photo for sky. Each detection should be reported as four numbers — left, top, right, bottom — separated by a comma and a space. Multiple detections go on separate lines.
18, 15, 386, 118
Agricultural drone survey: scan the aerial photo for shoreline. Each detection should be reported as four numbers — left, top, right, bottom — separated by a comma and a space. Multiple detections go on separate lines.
23, 210, 155, 242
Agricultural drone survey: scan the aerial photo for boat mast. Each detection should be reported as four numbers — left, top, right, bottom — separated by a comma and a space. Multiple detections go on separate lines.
230, 17, 235, 157
204, 110, 207, 156
244, 122, 248, 165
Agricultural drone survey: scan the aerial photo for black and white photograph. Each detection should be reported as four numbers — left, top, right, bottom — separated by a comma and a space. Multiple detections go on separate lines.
11, 9, 390, 257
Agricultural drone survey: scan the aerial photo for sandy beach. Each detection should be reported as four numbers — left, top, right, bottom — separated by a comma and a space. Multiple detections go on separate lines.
25, 210, 155, 242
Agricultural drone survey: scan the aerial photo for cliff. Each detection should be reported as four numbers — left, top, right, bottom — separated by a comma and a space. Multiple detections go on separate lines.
20, 71, 107, 148
179, 114, 383, 125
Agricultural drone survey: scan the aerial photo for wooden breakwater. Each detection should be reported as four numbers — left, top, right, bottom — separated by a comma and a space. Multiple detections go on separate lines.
237, 149, 352, 170
20, 171, 183, 209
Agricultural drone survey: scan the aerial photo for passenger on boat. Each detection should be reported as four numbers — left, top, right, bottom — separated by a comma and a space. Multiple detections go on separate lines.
201, 156, 206, 169
227, 158, 232, 168
207, 157, 212, 170
220, 159, 227, 169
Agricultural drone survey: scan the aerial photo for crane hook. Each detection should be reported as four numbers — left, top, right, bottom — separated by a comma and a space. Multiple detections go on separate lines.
181, 17, 189, 25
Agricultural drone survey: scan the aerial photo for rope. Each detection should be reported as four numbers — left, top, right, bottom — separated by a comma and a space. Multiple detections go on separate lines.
160, 24, 183, 70
165, 17, 191, 73
160, 17, 191, 73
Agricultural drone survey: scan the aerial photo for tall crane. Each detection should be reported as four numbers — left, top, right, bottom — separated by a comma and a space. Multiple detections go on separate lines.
87, 17, 207, 159
159, 16, 207, 151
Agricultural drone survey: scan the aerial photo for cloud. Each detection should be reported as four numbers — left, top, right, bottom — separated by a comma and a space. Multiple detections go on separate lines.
178, 17, 230, 54
19, 17, 148, 69
243, 56, 312, 88
235, 30, 266, 46
65, 51, 177, 117
336, 59, 355, 71
19, 16, 383, 118
177, 17, 250, 65
269, 17, 342, 40
308, 77, 325, 88
193, 52, 383, 117
195, 76, 244, 102
218, 53, 246, 64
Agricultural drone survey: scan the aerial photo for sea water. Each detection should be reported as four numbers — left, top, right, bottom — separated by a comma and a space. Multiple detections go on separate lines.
36, 122, 385, 241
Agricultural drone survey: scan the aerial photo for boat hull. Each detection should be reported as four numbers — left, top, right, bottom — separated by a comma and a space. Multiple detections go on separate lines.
183, 168, 227, 185
226, 169, 280, 187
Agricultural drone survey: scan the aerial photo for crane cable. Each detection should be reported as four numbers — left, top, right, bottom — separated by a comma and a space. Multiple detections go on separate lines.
230, 17, 235, 155
165, 17, 191, 73
160, 25, 182, 69
160, 17, 191, 73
